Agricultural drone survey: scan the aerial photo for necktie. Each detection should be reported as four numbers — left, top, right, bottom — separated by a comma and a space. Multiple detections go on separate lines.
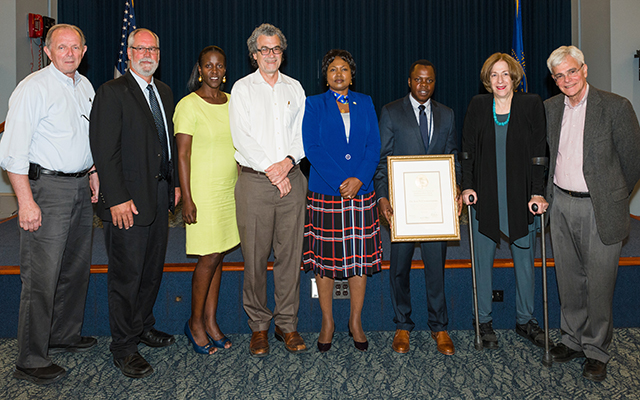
147, 85, 170, 178
419, 104, 430, 153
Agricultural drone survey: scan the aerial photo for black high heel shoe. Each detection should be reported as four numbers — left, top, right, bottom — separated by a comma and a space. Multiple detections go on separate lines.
317, 330, 334, 353
348, 329, 368, 351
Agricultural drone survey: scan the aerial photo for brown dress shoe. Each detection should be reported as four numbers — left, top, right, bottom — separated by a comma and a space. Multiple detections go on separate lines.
431, 331, 455, 355
392, 329, 410, 354
275, 326, 307, 353
250, 330, 269, 357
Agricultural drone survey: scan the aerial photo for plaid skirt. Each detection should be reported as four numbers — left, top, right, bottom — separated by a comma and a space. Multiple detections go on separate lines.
303, 191, 383, 279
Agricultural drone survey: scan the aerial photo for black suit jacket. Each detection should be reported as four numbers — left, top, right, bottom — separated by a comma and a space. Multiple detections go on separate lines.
374, 94, 461, 200
89, 70, 177, 226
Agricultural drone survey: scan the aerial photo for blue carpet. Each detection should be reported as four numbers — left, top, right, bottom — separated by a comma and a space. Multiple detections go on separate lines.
1, 328, 640, 399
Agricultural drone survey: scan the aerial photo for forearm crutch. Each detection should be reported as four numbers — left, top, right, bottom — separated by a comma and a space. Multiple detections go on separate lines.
531, 156, 552, 367
460, 152, 482, 350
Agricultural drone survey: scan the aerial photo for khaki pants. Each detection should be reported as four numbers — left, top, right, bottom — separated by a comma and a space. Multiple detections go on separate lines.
235, 166, 307, 332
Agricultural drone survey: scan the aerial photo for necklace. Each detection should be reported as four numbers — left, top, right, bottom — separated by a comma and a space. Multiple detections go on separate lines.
493, 99, 510, 126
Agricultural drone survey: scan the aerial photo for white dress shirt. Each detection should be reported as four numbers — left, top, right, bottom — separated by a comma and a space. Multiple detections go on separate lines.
0, 64, 95, 174
229, 69, 305, 172
409, 94, 433, 140
129, 71, 172, 159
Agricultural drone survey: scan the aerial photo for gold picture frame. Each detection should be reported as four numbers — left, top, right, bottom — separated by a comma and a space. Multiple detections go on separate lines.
387, 154, 460, 242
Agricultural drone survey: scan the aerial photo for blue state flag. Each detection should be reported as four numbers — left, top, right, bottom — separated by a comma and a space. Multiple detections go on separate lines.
114, 0, 137, 78
511, 0, 527, 92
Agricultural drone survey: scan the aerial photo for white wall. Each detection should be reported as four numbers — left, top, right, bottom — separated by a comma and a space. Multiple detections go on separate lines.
610, 0, 640, 216
573, 0, 640, 216
0, 0, 56, 198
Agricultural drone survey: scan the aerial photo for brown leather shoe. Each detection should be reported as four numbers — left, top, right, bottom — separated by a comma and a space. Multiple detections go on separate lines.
431, 331, 455, 355
249, 330, 269, 357
392, 329, 410, 353
274, 326, 307, 353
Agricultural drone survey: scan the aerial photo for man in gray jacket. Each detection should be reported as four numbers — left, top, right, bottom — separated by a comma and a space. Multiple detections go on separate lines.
545, 45, 640, 382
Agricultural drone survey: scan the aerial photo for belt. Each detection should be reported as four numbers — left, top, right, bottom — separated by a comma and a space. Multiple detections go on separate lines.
556, 185, 590, 198
240, 164, 299, 176
29, 163, 90, 180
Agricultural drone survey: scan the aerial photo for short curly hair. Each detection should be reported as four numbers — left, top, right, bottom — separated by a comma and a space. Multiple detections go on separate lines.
246, 23, 287, 68
321, 49, 356, 79
479, 53, 523, 93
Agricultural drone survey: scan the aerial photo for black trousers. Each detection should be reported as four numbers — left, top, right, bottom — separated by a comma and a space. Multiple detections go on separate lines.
389, 241, 448, 332
104, 180, 169, 359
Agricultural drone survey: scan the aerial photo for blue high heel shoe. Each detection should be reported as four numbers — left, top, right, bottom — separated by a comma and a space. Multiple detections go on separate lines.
206, 331, 232, 349
184, 321, 216, 354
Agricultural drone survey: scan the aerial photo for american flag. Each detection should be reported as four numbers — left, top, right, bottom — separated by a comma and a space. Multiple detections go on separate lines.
114, 0, 137, 78
510, 0, 527, 92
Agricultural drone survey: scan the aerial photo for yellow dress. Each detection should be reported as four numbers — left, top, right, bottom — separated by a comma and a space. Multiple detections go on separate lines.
173, 92, 240, 255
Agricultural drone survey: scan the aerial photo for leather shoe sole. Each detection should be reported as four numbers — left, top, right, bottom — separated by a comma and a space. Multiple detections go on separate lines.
114, 352, 153, 379
13, 364, 66, 385
139, 328, 175, 348
431, 331, 455, 355
392, 329, 410, 354
275, 326, 307, 353
49, 336, 98, 355
250, 330, 269, 357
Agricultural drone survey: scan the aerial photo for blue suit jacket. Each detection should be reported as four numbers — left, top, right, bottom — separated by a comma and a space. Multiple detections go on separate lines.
374, 94, 461, 201
302, 89, 381, 196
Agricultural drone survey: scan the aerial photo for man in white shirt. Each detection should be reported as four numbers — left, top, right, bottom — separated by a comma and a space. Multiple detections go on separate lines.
229, 23, 307, 357
0, 24, 99, 385
545, 45, 640, 382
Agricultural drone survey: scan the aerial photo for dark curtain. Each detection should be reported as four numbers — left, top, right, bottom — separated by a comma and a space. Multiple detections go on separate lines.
59, 0, 570, 138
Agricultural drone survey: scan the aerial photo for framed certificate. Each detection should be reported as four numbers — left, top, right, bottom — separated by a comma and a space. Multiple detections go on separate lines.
387, 154, 460, 242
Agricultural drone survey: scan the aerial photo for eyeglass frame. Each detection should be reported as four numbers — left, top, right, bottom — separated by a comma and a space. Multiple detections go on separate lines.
552, 64, 584, 82
130, 46, 160, 54
256, 46, 283, 56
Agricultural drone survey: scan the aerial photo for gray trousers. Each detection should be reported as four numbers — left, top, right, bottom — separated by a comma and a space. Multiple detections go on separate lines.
471, 207, 537, 325
17, 174, 92, 368
235, 166, 306, 333
550, 186, 622, 363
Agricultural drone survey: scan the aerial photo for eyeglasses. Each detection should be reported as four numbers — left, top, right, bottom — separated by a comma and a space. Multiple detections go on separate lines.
552, 64, 583, 81
130, 46, 160, 54
257, 46, 283, 56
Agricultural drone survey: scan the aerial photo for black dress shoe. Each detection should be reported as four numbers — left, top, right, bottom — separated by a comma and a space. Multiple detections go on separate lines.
114, 352, 153, 379
13, 363, 66, 385
583, 358, 607, 382
139, 328, 175, 348
476, 321, 499, 349
550, 343, 585, 363
49, 336, 98, 355
516, 320, 550, 348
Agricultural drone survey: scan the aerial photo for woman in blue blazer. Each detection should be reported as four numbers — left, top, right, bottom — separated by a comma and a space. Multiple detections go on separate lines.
302, 49, 382, 353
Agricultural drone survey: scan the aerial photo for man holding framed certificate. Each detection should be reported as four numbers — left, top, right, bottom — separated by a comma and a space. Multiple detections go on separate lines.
374, 60, 461, 355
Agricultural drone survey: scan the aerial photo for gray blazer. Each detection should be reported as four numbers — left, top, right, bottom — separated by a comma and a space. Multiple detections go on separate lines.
545, 86, 640, 245
374, 95, 461, 200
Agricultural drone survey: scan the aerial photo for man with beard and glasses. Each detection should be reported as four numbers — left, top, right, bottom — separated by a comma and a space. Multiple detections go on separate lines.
90, 28, 180, 379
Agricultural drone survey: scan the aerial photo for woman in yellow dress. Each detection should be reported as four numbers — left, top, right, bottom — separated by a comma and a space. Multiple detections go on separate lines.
174, 46, 239, 354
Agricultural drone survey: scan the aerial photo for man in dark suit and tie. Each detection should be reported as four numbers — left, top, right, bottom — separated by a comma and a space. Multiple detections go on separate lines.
374, 60, 461, 355
90, 28, 180, 379
545, 45, 640, 382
